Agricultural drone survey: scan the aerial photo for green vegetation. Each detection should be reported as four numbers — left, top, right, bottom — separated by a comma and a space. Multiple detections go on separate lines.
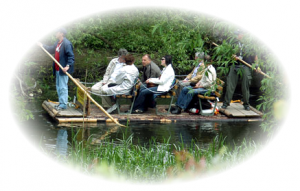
48, 131, 260, 182
11, 87, 34, 121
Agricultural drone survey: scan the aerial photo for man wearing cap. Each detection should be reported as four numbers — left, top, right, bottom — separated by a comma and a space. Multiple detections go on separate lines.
91, 48, 128, 108
221, 30, 258, 111
175, 52, 208, 96
37, 28, 75, 110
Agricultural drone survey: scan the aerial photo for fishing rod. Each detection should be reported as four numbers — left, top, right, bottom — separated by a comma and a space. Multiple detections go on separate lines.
212, 42, 271, 79
39, 45, 125, 127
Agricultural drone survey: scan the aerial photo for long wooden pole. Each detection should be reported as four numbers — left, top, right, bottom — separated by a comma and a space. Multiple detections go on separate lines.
39, 45, 125, 127
212, 42, 271, 79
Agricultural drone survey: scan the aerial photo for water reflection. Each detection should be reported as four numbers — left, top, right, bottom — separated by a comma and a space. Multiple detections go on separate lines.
20, 109, 264, 154
56, 129, 68, 156
76, 121, 262, 149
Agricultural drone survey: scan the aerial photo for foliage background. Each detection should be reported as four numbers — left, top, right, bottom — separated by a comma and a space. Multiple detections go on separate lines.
15, 8, 287, 133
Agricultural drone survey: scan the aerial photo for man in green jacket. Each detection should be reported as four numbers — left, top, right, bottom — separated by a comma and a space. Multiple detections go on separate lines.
221, 30, 258, 111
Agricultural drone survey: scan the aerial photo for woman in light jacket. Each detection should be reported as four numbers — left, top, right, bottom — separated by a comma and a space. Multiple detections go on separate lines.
132, 55, 175, 113
100, 54, 139, 108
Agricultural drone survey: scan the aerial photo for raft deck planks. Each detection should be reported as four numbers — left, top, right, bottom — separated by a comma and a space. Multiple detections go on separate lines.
42, 100, 263, 124
42, 101, 83, 117
217, 102, 263, 117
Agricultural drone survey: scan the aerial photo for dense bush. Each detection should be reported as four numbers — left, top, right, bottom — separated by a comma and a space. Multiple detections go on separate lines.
27, 8, 286, 133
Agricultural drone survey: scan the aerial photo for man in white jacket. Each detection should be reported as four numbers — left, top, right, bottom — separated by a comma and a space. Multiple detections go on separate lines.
91, 48, 128, 108
171, 62, 216, 114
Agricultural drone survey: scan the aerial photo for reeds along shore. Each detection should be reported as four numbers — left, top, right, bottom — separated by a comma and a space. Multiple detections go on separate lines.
47, 131, 260, 182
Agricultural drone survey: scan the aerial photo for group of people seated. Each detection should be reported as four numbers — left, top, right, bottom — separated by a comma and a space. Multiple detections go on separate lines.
90, 48, 216, 115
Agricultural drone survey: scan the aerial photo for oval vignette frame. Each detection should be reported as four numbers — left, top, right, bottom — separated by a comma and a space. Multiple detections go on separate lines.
2, 1, 298, 191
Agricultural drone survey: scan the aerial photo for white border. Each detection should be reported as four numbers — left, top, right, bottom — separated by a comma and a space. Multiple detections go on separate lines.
1, 0, 299, 190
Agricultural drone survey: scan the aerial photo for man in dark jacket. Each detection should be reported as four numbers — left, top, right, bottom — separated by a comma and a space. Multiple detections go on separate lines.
140, 54, 161, 83
37, 28, 75, 110
221, 30, 257, 111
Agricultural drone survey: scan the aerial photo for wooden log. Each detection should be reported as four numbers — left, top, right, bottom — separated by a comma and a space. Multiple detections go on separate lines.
249, 105, 263, 116
42, 102, 56, 118
57, 118, 97, 123
248, 119, 263, 122
57, 123, 98, 128
43, 101, 59, 117
106, 118, 119, 123
160, 119, 172, 123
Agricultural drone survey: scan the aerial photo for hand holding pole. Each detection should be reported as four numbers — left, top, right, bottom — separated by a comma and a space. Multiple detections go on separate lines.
39, 45, 125, 127
212, 42, 271, 79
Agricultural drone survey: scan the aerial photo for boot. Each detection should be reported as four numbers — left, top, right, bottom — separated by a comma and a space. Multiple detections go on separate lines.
244, 105, 250, 111
171, 106, 182, 114
165, 106, 176, 112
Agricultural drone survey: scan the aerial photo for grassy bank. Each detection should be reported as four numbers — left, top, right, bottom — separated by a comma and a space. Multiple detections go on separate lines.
45, 130, 261, 183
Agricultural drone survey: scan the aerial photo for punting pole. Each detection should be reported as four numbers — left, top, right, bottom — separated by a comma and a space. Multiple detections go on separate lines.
39, 45, 126, 127
212, 42, 271, 79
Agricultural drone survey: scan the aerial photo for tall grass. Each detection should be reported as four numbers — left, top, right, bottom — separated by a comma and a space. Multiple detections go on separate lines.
49, 130, 261, 182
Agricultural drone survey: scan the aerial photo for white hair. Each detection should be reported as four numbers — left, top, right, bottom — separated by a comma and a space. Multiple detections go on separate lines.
195, 52, 205, 59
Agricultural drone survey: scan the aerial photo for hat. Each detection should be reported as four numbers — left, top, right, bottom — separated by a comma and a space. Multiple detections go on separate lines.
58, 28, 67, 36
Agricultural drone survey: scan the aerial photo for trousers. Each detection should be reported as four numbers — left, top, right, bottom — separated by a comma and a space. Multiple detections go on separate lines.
56, 71, 69, 109
176, 86, 208, 110
133, 86, 165, 111
91, 80, 113, 107
223, 65, 252, 107
175, 81, 191, 98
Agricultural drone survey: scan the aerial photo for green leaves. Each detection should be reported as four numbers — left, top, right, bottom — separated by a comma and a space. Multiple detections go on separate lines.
151, 23, 163, 35
35, 9, 285, 135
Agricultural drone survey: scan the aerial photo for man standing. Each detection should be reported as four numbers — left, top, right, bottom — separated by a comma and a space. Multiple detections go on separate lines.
37, 28, 75, 110
221, 30, 258, 111
91, 49, 128, 108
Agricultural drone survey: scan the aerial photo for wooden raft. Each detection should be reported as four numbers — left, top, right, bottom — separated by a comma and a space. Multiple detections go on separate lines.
42, 100, 263, 124
42, 79, 97, 123
217, 102, 263, 118
42, 101, 83, 117
42, 100, 97, 123
42, 79, 263, 124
